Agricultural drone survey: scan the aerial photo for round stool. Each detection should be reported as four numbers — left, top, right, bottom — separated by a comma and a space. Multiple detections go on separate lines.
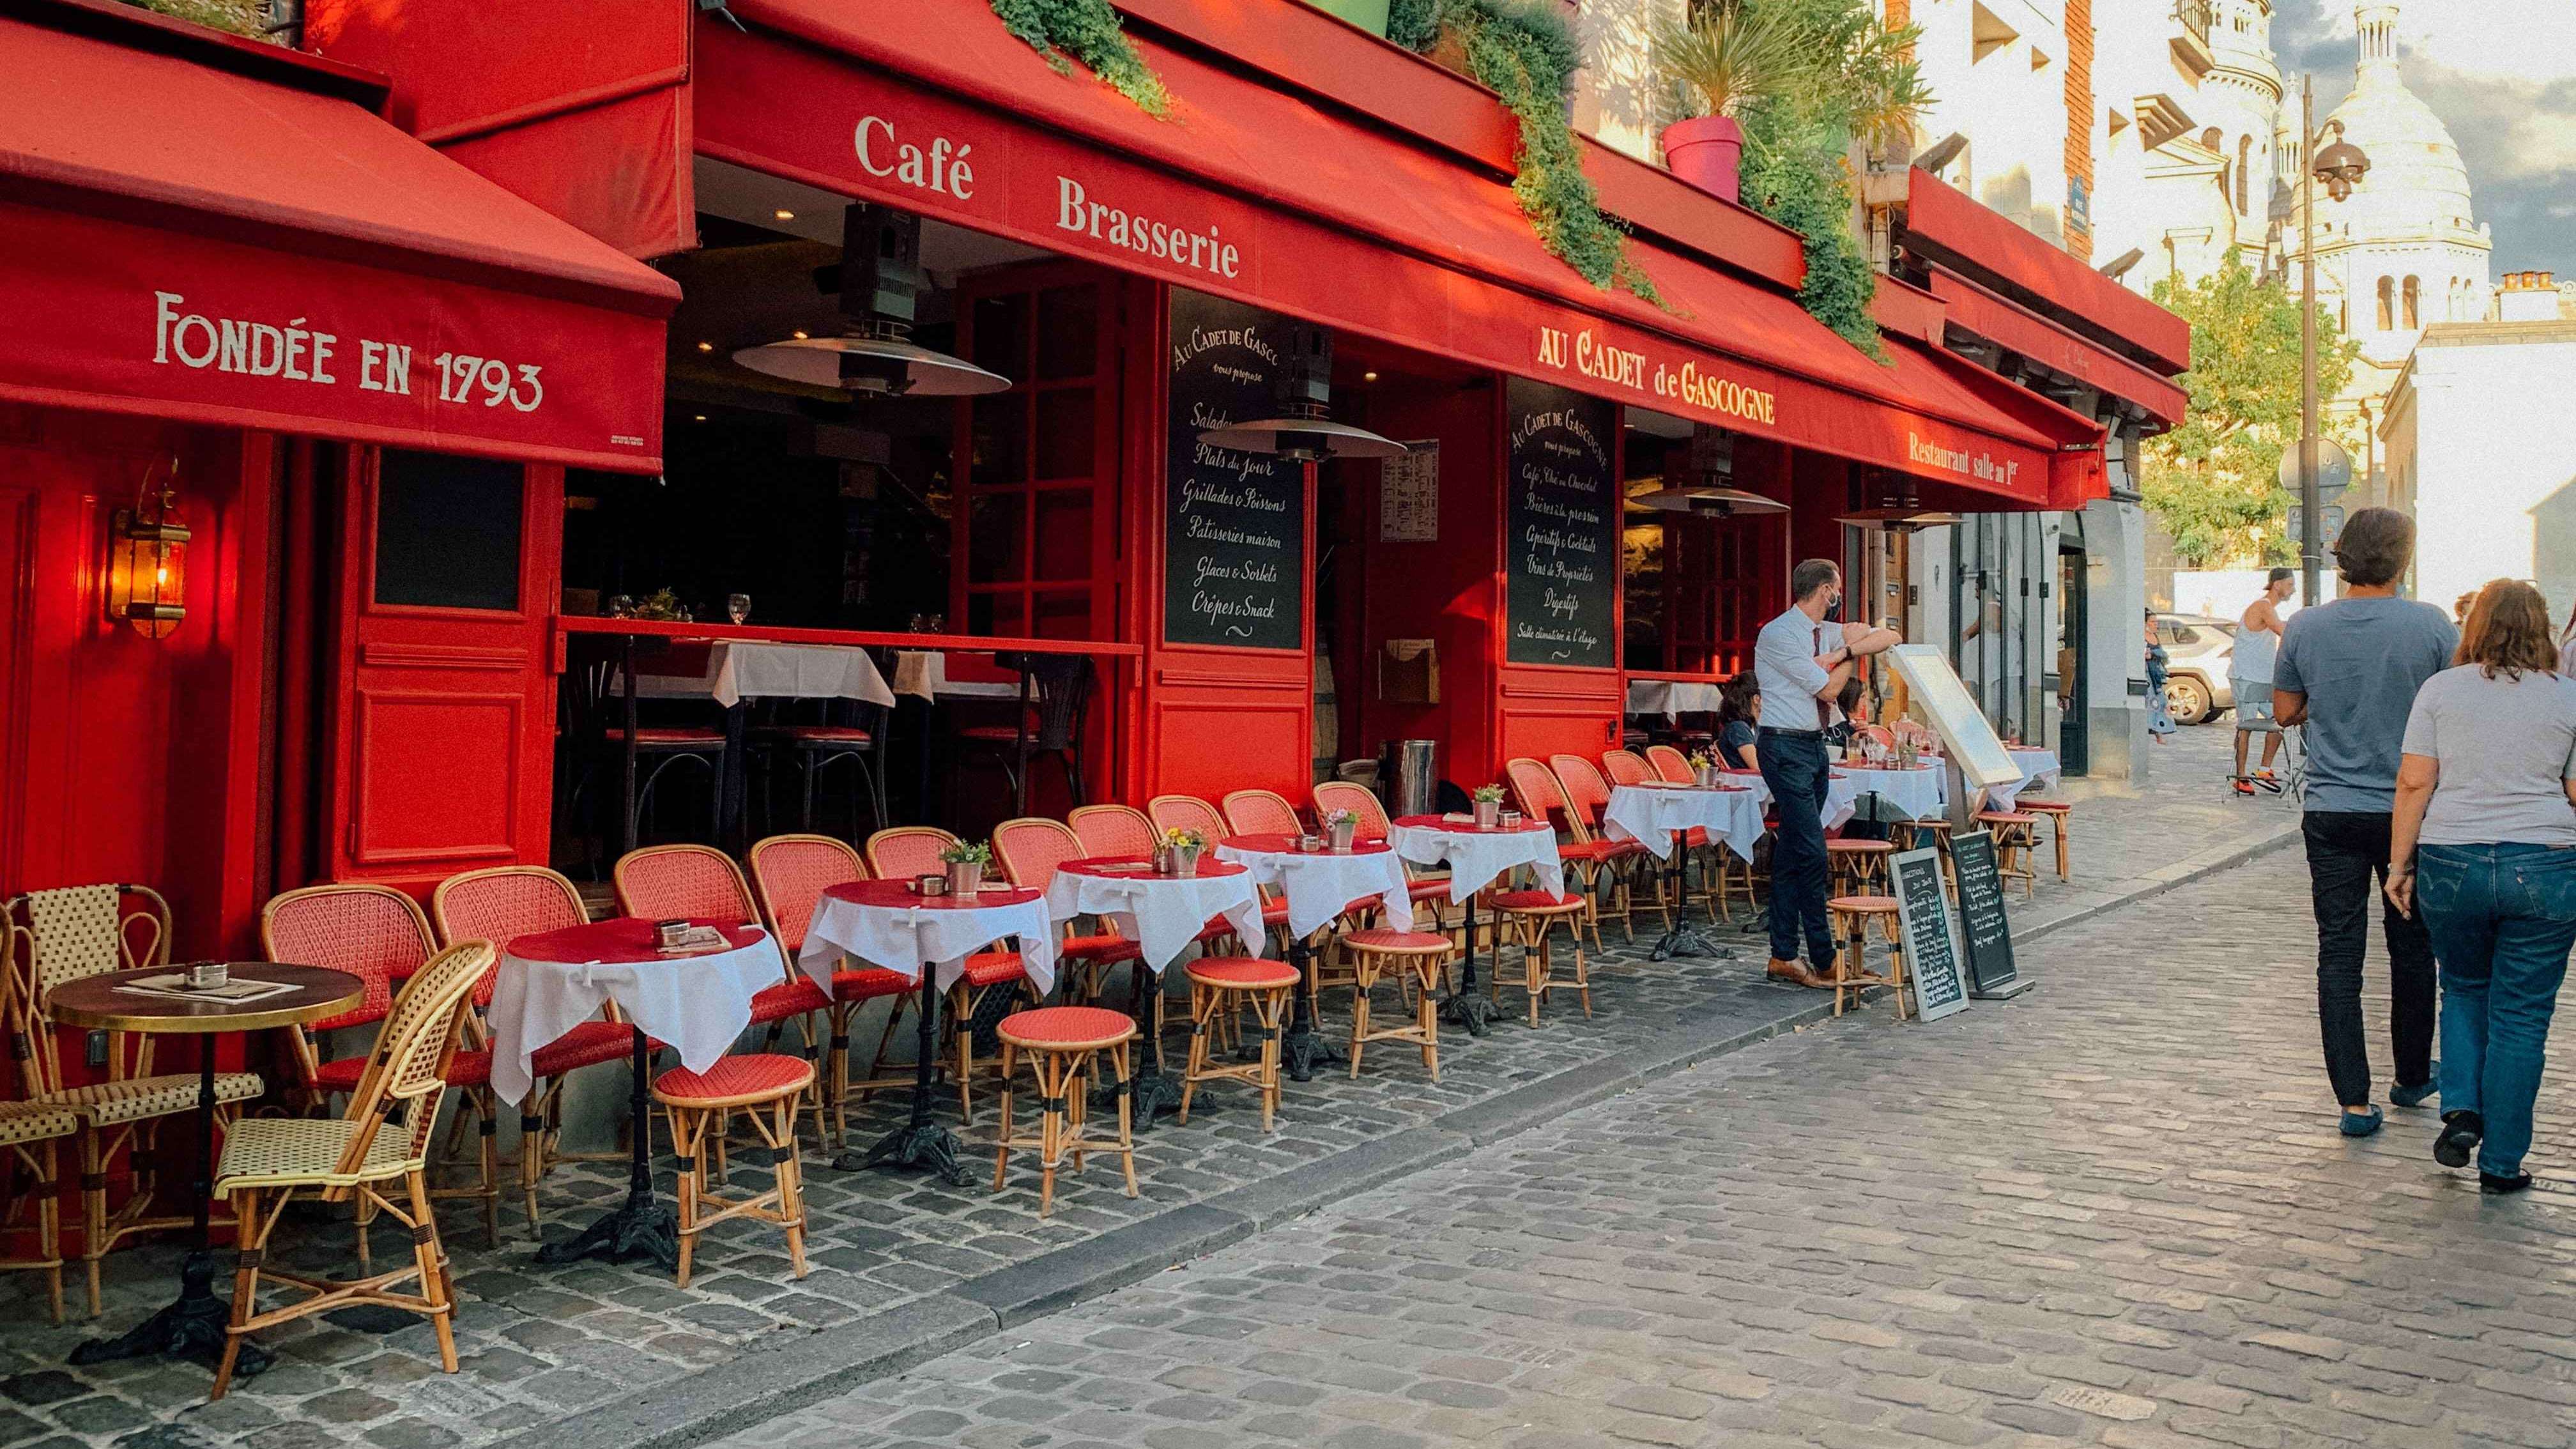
650, 1054, 815, 1288
1825, 896, 1905, 1019
1341, 928, 1454, 1080
1974, 811, 2041, 898
2016, 798, 2072, 880
1489, 891, 1590, 1026
1179, 957, 1301, 1131
993, 1006, 1137, 1216
1826, 837, 1895, 894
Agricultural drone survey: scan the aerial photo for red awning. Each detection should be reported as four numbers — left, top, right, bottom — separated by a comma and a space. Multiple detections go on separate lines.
1902, 169, 2190, 376
1926, 268, 2189, 428
694, 1, 2058, 505
0, 5, 680, 471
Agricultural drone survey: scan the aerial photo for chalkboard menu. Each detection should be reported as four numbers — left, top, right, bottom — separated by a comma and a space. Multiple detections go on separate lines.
1949, 831, 2025, 997
1163, 289, 1302, 650
1504, 377, 1619, 668
1889, 847, 1968, 1023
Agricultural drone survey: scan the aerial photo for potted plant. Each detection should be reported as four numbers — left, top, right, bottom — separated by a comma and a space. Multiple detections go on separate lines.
1322, 808, 1360, 853
1471, 783, 1506, 829
940, 839, 991, 896
1687, 748, 1720, 788
1157, 827, 1205, 876
1652, 0, 1812, 204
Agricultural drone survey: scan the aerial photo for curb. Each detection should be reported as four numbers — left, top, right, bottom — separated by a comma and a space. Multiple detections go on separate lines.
497, 822, 2292, 1449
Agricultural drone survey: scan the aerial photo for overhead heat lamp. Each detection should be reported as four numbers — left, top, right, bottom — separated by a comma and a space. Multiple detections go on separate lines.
732, 204, 1009, 397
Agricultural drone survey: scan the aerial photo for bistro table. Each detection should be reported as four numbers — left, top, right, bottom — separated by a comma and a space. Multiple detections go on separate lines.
625, 640, 898, 851
1987, 747, 2063, 813
797, 879, 1057, 1184
1214, 835, 1413, 1078
490, 918, 776, 1273
1384, 815, 1560, 1034
1043, 858, 1265, 1122
57, 963, 360, 1376
1829, 762, 1947, 826
1602, 783, 1765, 961
1625, 678, 1727, 721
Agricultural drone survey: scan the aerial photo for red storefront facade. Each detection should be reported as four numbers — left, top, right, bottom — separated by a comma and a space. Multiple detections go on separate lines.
9, 0, 2120, 952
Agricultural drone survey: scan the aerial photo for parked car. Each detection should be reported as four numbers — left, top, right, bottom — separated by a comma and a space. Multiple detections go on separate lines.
2155, 613, 2236, 726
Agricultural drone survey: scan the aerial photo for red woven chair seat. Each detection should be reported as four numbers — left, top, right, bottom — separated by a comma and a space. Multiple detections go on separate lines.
1406, 878, 1454, 903
2016, 798, 2071, 813
833, 967, 915, 1001
997, 1005, 1135, 1048
530, 1019, 648, 1077
1343, 928, 1452, 952
1062, 933, 1146, 963
1828, 894, 1900, 913
751, 977, 829, 1022
1559, 840, 1627, 863
956, 724, 1033, 743
961, 951, 1027, 988
609, 726, 726, 746
1491, 890, 1586, 913
653, 1053, 813, 1105
1259, 900, 1291, 926
756, 726, 873, 744
1184, 956, 1301, 989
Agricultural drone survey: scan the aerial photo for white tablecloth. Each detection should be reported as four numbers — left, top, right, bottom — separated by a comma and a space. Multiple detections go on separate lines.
1215, 841, 1414, 939
891, 651, 1025, 703
1987, 748, 2063, 812
799, 887, 1061, 993
1602, 784, 1768, 863
1384, 819, 1564, 900
1830, 765, 1947, 824
632, 641, 896, 710
1042, 866, 1265, 974
487, 928, 781, 1107
1626, 679, 1726, 719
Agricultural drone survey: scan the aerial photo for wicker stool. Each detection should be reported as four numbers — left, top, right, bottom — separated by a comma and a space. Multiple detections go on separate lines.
1179, 958, 1301, 1130
651, 1054, 814, 1289
1893, 816, 1954, 889
1342, 928, 1453, 1080
1974, 811, 2041, 898
993, 1006, 1137, 1215
1489, 891, 1590, 1026
2016, 798, 2072, 880
1826, 837, 1894, 895
1826, 895, 1905, 1019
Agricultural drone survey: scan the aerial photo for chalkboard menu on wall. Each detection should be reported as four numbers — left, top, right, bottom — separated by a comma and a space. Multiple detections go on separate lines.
1163, 288, 1303, 650
1503, 377, 1619, 668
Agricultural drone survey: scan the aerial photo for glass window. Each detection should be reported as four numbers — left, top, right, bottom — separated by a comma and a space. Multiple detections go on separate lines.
374, 449, 521, 610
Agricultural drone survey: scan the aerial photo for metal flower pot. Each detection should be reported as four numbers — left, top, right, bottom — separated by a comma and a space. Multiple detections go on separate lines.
946, 860, 983, 896
1327, 818, 1358, 852
1172, 845, 1202, 877
1473, 799, 1501, 829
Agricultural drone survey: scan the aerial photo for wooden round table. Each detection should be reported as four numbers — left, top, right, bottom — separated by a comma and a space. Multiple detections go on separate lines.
53, 963, 359, 1376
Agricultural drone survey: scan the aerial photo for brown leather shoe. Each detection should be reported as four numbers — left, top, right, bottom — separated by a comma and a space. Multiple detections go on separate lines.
1767, 958, 1827, 988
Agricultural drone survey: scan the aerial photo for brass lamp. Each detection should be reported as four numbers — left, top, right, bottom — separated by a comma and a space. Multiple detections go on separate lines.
105, 459, 189, 638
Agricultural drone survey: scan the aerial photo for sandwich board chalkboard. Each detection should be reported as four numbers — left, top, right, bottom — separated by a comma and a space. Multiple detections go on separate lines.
1889, 847, 1968, 1022
1949, 830, 2028, 999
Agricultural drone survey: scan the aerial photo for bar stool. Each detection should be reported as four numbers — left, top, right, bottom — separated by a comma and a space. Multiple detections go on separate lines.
1826, 895, 1904, 1019
2015, 798, 2073, 880
1827, 837, 1894, 895
1974, 811, 2041, 898
1342, 928, 1453, 1080
1489, 889, 1590, 1026
1179, 957, 1301, 1130
993, 1006, 1137, 1215
650, 1054, 813, 1289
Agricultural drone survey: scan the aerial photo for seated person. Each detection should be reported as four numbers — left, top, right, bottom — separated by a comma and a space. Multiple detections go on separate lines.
1715, 670, 1761, 770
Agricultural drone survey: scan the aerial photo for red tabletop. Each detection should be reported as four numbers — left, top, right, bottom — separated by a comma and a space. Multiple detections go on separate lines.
821, 878, 1043, 911
1220, 833, 1393, 855
507, 918, 766, 965
1059, 856, 1249, 880
1389, 815, 1554, 835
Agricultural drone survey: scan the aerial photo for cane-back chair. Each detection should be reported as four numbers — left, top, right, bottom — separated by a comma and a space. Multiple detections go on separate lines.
1503, 759, 1621, 951
746, 833, 914, 1140
1550, 753, 1665, 942
993, 816, 1147, 1002
1312, 780, 1454, 928
862, 827, 1034, 1121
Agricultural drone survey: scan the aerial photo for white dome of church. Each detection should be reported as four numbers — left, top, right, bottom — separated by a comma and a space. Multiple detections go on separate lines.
2321, 4, 2477, 240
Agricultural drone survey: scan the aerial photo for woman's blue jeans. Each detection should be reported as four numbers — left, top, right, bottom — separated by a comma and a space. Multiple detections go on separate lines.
2418, 843, 2576, 1177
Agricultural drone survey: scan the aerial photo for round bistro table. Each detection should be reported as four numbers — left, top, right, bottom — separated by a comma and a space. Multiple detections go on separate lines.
54, 963, 360, 1378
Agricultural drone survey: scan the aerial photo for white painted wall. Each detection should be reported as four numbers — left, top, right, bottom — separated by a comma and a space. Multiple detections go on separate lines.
2389, 333, 2576, 619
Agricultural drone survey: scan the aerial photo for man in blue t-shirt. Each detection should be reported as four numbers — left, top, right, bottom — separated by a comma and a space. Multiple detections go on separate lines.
2272, 509, 2457, 1137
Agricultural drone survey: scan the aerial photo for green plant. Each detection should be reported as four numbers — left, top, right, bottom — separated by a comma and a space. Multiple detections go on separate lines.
1394, 0, 1660, 305
122, 0, 271, 38
1471, 783, 1506, 803
1653, 1, 1813, 122
939, 839, 993, 866
989, 0, 1169, 116
1160, 827, 1205, 849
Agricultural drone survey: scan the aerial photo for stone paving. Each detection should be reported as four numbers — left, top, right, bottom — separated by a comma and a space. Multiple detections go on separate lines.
722, 826, 2576, 1449
0, 723, 2297, 1449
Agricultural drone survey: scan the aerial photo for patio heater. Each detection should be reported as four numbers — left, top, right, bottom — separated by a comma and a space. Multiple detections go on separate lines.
1195, 323, 1407, 460
1633, 425, 1788, 518
732, 204, 1011, 396
1838, 467, 1961, 532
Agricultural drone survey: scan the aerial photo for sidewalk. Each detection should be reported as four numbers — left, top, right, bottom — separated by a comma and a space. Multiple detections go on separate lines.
0, 724, 2301, 1449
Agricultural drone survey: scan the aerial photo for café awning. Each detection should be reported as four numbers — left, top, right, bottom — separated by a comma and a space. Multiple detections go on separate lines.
0, 3, 680, 471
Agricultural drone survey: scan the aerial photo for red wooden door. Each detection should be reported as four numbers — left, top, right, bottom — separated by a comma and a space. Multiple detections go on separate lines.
321, 447, 562, 894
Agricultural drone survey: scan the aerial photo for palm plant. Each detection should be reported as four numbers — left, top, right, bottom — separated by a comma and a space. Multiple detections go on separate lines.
1653, 0, 1815, 123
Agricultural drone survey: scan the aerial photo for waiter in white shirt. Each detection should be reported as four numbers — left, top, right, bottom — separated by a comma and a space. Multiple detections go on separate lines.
1754, 559, 1901, 987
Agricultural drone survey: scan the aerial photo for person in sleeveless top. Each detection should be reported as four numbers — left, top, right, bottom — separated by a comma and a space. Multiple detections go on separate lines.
2231, 568, 2292, 794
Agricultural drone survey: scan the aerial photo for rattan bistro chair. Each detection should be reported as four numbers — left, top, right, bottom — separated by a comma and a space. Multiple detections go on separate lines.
746, 834, 915, 1142
5, 885, 263, 1317
0, 1101, 79, 1322
862, 827, 1034, 1123
210, 941, 493, 1400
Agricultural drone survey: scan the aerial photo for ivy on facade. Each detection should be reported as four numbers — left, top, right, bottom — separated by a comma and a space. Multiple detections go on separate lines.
989, 0, 1170, 117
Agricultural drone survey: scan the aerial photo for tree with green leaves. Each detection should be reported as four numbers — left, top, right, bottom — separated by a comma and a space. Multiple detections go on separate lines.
2142, 256, 2359, 567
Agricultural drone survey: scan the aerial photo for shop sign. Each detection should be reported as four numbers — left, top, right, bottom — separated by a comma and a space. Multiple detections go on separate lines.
1533, 323, 1780, 431
1907, 431, 2024, 491
1504, 378, 1618, 670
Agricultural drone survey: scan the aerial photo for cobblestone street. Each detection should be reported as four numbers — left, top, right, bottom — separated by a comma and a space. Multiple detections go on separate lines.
725, 824, 2576, 1449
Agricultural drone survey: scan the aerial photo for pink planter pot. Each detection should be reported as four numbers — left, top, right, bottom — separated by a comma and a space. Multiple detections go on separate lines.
1661, 116, 1745, 204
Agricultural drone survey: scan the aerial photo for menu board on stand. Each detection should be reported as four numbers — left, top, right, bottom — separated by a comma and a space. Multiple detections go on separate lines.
1163, 288, 1303, 651
1889, 847, 1968, 1022
1949, 831, 2028, 999
1503, 378, 1619, 668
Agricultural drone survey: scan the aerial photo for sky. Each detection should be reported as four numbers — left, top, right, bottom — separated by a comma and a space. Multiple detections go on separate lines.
2272, 0, 2576, 277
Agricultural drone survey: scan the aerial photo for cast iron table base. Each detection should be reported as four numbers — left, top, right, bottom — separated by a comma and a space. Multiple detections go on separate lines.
1280, 931, 1348, 1080
836, 983, 971, 1186
1646, 829, 1733, 962
1438, 900, 1501, 1036
538, 1027, 678, 1272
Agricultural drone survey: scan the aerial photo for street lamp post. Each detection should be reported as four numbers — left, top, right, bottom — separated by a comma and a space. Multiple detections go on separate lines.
2297, 75, 2370, 606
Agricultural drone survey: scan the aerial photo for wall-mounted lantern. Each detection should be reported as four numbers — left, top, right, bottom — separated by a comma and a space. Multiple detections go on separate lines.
105, 457, 189, 638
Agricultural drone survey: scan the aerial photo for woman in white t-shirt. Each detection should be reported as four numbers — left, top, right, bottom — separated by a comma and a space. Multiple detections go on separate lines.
2388, 579, 2576, 1195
